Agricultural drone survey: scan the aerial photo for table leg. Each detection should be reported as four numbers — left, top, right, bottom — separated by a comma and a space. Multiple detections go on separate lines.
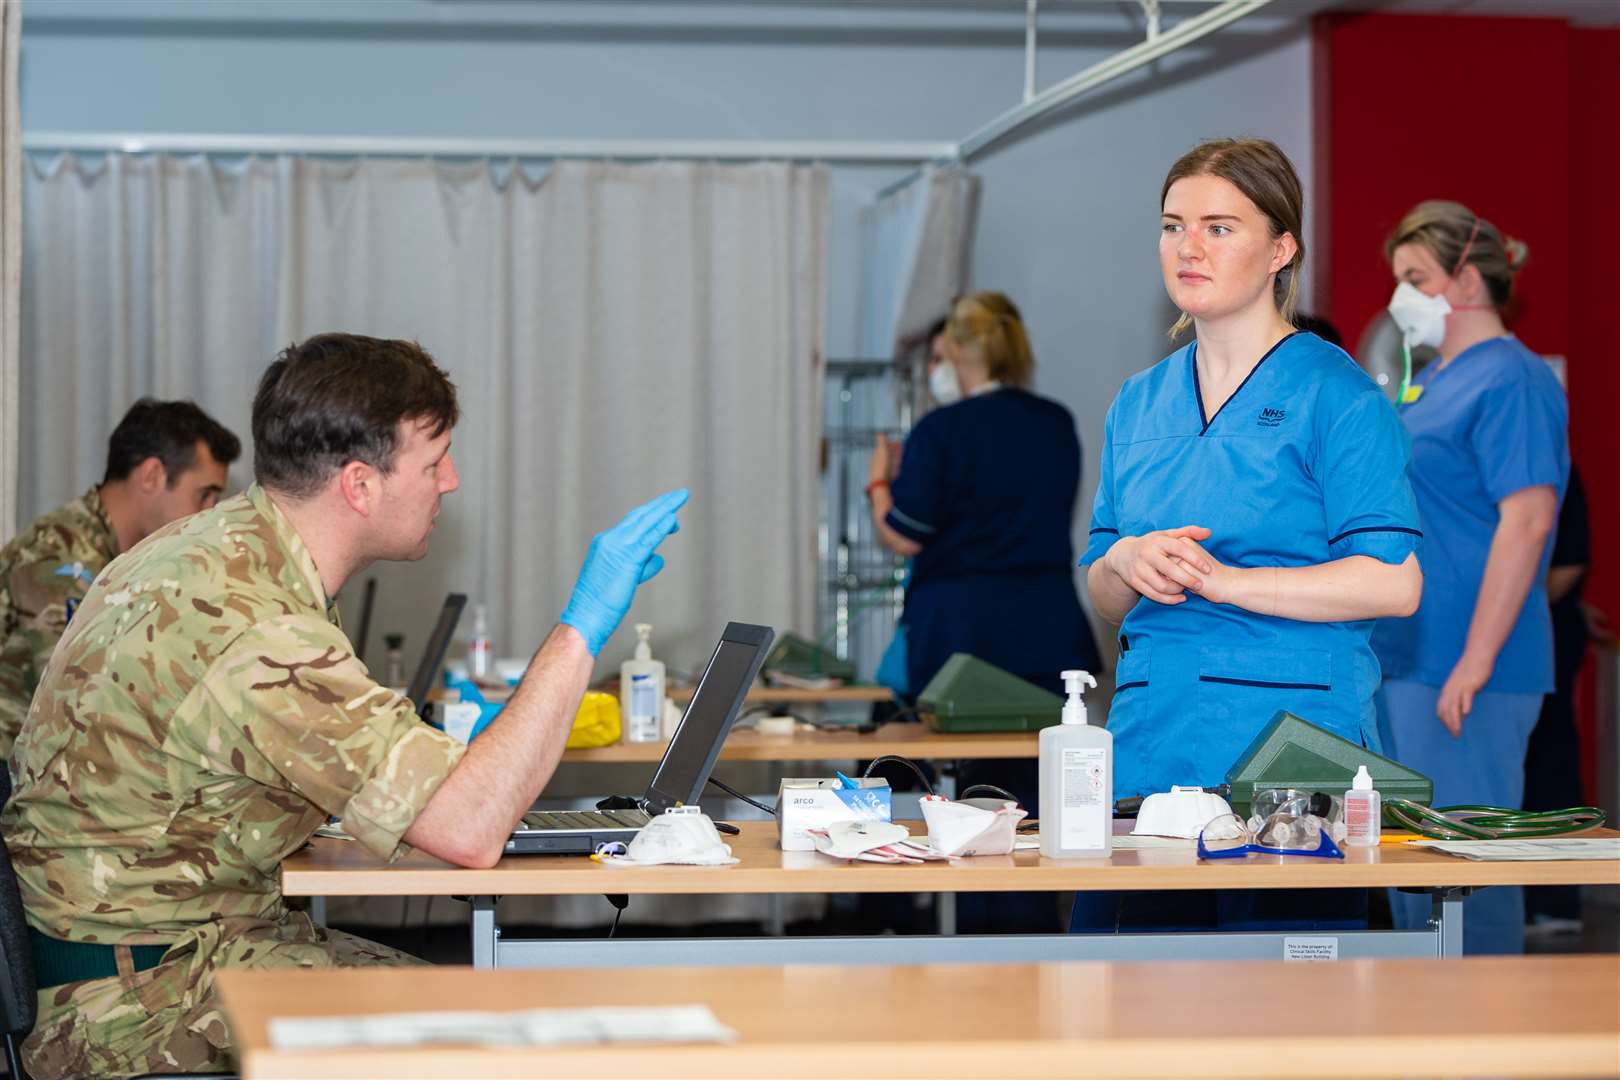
472, 896, 499, 969
936, 763, 957, 933
1430, 888, 1468, 958
308, 897, 327, 928
767, 894, 786, 936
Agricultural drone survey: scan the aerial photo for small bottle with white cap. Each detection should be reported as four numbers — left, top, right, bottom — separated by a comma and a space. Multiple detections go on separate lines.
1344, 765, 1381, 847
1039, 670, 1112, 859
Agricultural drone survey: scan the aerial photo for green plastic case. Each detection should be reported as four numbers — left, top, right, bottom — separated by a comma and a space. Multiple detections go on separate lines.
761, 633, 857, 683
917, 653, 1063, 733
1224, 711, 1433, 819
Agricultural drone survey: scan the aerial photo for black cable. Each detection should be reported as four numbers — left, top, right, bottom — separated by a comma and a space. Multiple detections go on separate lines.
860, 754, 936, 797
959, 783, 1020, 805
706, 775, 777, 816
605, 894, 628, 938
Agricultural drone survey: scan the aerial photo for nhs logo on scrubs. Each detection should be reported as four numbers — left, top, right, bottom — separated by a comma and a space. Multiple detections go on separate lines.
1257, 406, 1287, 428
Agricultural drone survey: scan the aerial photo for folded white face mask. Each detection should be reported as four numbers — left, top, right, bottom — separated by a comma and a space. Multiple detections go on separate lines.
1387, 280, 1451, 350
809, 820, 915, 861
920, 796, 1025, 856
602, 809, 738, 867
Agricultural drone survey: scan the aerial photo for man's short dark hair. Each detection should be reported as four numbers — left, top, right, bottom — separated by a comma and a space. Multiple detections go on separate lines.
103, 399, 242, 486
252, 334, 460, 498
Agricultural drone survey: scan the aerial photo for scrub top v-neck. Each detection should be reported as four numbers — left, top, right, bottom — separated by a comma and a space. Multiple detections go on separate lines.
1083, 331, 1421, 798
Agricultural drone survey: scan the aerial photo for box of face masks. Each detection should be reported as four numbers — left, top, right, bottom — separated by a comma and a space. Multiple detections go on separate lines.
775, 777, 892, 851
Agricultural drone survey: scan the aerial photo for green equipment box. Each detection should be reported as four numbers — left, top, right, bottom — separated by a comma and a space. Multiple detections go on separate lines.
761, 633, 857, 684
917, 653, 1063, 733
1225, 711, 1432, 819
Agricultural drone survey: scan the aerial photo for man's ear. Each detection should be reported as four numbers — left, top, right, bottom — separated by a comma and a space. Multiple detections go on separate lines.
133, 456, 167, 495
338, 461, 379, 517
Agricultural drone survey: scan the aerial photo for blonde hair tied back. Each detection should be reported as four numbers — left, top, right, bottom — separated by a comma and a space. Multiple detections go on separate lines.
945, 291, 1035, 387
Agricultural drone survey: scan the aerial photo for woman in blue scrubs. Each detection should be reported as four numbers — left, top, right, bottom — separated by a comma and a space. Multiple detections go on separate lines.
1074, 139, 1423, 932
1373, 202, 1567, 955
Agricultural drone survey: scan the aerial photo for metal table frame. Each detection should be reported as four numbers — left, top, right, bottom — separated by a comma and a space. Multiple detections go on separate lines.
467, 887, 1468, 969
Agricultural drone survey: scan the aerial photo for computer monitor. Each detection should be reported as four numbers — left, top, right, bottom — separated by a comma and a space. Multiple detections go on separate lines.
642, 622, 773, 812
406, 593, 468, 719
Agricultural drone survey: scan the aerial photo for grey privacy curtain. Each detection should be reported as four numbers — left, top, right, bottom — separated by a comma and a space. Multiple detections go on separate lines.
20, 154, 828, 672
0, 0, 19, 541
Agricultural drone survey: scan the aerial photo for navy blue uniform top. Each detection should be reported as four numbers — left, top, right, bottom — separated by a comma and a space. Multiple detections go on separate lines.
885, 387, 1099, 696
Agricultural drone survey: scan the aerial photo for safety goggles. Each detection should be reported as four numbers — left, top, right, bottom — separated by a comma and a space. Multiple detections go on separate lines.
1196, 812, 1345, 860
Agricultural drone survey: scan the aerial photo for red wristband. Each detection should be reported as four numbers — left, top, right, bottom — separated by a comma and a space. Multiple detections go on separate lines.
864, 478, 890, 499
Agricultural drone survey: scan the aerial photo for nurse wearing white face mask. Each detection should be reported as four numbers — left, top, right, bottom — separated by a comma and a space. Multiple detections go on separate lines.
1373, 201, 1568, 956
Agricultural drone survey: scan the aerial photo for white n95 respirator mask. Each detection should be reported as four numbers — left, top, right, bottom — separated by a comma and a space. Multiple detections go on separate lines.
929, 362, 962, 405
1386, 281, 1451, 350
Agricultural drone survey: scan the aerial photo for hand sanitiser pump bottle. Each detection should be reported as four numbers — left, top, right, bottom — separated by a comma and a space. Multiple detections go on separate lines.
1040, 670, 1112, 858
619, 624, 666, 744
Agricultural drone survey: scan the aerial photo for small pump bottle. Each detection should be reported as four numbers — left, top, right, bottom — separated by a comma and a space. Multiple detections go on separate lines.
1345, 765, 1381, 847
619, 623, 666, 744
467, 604, 493, 681
382, 633, 407, 690
1039, 670, 1112, 859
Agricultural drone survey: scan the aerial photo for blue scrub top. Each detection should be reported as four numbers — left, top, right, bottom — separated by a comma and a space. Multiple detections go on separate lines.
886, 387, 1100, 696
1370, 336, 1568, 695
1084, 332, 1421, 797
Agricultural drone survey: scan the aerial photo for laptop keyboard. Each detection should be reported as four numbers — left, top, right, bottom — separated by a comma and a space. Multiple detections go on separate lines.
520, 809, 651, 831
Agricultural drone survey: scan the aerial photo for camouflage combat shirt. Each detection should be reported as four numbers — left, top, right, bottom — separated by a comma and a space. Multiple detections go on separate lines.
0, 488, 120, 758
1, 484, 465, 945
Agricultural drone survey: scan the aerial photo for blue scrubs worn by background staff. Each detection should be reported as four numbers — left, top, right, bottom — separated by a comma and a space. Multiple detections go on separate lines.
1373, 335, 1568, 955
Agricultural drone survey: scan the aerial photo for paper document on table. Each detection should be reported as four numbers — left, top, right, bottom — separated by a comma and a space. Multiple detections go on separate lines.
1413, 838, 1620, 861
268, 1005, 736, 1051
1112, 835, 1195, 850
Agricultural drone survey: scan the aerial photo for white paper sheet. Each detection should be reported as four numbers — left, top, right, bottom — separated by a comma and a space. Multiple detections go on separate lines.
1412, 838, 1620, 861
268, 1005, 736, 1051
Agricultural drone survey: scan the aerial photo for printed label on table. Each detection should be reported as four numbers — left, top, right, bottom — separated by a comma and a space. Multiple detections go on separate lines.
1060, 747, 1107, 849
1283, 937, 1339, 963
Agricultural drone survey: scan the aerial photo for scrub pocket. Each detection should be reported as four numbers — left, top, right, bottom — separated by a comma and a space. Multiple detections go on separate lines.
1113, 648, 1152, 704
1196, 645, 1335, 731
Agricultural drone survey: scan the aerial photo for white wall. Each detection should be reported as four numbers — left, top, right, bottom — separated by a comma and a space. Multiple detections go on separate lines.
20, 0, 1316, 666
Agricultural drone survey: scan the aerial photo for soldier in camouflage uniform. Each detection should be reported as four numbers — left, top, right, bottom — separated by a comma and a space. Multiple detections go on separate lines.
0, 399, 240, 758
1, 334, 686, 1078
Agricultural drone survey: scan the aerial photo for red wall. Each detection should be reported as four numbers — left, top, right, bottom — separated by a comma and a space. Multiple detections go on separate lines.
1317, 13, 1620, 798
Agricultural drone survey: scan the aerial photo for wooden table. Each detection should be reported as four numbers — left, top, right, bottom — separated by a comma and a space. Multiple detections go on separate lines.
220, 956, 1620, 1078
560, 720, 1037, 764
281, 823, 1620, 969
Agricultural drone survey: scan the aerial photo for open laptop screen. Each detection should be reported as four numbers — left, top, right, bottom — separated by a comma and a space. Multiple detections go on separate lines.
406, 593, 468, 719
643, 622, 773, 812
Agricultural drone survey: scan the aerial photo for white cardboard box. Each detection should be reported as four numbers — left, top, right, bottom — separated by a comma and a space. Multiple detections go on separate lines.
775, 777, 892, 851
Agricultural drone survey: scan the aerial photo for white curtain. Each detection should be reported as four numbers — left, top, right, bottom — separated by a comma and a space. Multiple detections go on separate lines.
0, 0, 20, 541
856, 165, 980, 358
21, 154, 827, 675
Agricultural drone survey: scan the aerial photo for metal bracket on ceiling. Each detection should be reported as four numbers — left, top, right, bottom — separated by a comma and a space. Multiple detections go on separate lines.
1024, 0, 1039, 103
1141, 0, 1163, 41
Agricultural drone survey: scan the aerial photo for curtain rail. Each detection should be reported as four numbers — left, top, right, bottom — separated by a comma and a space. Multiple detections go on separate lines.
20, 132, 958, 165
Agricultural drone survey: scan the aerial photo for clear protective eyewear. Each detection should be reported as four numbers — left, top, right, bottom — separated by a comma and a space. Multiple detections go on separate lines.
1197, 811, 1345, 860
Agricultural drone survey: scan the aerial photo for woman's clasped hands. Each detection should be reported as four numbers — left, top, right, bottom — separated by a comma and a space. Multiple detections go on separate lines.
1105, 525, 1241, 606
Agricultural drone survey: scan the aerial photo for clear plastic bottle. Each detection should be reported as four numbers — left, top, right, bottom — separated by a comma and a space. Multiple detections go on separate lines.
1345, 764, 1381, 847
467, 604, 493, 681
1039, 670, 1112, 858
619, 624, 666, 743
382, 633, 406, 689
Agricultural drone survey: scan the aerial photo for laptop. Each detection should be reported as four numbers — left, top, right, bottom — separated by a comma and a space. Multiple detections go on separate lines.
505, 621, 775, 855
407, 593, 468, 721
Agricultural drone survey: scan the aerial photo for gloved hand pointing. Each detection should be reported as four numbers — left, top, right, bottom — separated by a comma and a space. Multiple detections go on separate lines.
560, 489, 689, 656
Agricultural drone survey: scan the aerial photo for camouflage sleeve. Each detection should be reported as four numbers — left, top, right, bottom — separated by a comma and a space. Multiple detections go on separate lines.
186, 614, 466, 860
0, 558, 97, 757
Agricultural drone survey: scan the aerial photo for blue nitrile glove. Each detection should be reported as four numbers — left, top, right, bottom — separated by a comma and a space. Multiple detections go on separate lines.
560, 488, 689, 655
